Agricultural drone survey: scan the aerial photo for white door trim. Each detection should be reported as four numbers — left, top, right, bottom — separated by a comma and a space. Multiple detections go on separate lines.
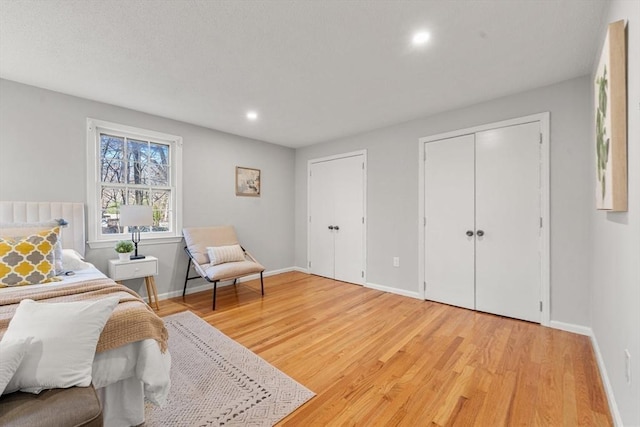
418, 113, 550, 326
307, 150, 367, 282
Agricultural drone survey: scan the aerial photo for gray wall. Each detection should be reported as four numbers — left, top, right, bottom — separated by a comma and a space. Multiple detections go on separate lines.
295, 76, 592, 326
0, 79, 295, 297
590, 1, 640, 424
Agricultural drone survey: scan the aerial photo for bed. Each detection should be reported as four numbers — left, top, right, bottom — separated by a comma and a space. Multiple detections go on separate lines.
0, 201, 171, 427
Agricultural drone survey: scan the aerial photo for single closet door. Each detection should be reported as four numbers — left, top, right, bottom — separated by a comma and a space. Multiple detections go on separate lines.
308, 154, 365, 285
475, 122, 541, 322
332, 155, 365, 284
424, 134, 476, 309
308, 159, 335, 279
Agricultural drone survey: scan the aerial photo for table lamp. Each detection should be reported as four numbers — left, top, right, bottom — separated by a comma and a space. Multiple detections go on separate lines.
119, 205, 153, 260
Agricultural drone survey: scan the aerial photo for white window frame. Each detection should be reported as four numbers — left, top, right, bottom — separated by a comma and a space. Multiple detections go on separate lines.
86, 118, 183, 248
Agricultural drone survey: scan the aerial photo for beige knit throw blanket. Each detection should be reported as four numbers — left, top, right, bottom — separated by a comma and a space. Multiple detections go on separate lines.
0, 278, 168, 353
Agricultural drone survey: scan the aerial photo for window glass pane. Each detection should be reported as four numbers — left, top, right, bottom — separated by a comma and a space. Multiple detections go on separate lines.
148, 143, 170, 186
100, 134, 124, 160
127, 140, 149, 184
100, 187, 126, 235
127, 189, 150, 206
100, 210, 123, 234
100, 135, 125, 184
153, 210, 172, 232
127, 162, 148, 185
101, 160, 125, 183
151, 190, 171, 231
149, 143, 169, 165
127, 139, 149, 162
149, 164, 169, 186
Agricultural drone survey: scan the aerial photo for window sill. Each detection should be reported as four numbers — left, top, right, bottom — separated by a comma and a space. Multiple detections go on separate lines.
87, 236, 183, 249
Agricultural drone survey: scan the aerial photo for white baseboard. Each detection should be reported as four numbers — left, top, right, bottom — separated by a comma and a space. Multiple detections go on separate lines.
291, 266, 309, 274
365, 282, 422, 300
157, 266, 300, 300
588, 329, 623, 426
548, 320, 592, 336
549, 321, 622, 426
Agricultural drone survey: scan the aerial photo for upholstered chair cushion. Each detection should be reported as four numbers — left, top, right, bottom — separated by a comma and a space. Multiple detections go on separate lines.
204, 260, 265, 282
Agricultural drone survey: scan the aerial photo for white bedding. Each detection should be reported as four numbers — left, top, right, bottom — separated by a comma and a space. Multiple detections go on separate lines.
1, 265, 171, 427
0, 265, 108, 290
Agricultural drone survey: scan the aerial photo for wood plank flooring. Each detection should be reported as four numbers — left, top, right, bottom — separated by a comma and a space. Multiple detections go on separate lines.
156, 272, 612, 426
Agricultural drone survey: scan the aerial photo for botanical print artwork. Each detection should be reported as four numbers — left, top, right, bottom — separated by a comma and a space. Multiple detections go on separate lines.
236, 167, 261, 196
594, 31, 613, 210
596, 65, 609, 205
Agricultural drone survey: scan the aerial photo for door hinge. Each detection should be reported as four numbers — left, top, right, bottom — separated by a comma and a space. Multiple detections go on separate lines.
362, 217, 364, 224
309, 215, 312, 223
361, 271, 364, 278
540, 217, 543, 228
309, 170, 312, 177
424, 217, 426, 227
424, 281, 427, 291
308, 261, 311, 268
362, 162, 365, 170
539, 301, 543, 312
539, 133, 543, 144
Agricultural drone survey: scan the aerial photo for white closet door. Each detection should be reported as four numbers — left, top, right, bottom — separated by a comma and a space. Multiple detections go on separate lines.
475, 122, 541, 322
425, 134, 476, 310
309, 160, 335, 279
333, 155, 364, 284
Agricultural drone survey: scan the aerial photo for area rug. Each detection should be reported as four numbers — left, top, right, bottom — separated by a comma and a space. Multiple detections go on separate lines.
145, 311, 314, 426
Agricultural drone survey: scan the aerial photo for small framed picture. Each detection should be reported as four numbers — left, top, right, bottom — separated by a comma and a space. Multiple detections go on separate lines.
235, 166, 261, 197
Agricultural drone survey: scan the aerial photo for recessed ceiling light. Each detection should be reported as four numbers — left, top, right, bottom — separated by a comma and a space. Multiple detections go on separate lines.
412, 31, 430, 46
246, 111, 258, 120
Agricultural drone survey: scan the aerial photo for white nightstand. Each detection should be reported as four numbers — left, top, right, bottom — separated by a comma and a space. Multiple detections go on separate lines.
108, 256, 160, 310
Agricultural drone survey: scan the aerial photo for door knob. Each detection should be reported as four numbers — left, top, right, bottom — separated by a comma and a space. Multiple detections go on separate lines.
328, 225, 334, 230
466, 230, 474, 237
476, 230, 485, 237
334, 225, 340, 231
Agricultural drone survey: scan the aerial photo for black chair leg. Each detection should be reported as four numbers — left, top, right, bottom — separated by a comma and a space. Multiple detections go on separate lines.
212, 281, 218, 310
233, 278, 237, 285
260, 271, 264, 296
183, 258, 192, 297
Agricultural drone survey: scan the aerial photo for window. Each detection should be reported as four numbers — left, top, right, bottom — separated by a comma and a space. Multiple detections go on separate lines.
87, 119, 182, 247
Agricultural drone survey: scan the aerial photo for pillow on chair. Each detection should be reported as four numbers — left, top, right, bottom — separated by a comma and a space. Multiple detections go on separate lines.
206, 245, 245, 266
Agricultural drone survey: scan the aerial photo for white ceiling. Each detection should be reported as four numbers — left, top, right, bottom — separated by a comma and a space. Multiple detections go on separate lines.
0, 0, 607, 148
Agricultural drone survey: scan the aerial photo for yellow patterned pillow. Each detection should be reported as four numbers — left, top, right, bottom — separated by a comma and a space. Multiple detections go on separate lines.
0, 227, 61, 287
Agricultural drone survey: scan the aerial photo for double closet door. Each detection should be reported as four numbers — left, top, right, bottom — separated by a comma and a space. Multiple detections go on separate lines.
308, 153, 365, 285
425, 122, 541, 322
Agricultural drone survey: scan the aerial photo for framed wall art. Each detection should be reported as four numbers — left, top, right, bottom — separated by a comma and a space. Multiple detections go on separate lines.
236, 166, 261, 197
595, 20, 627, 211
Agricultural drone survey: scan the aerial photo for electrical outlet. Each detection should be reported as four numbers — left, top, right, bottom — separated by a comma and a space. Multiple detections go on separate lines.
625, 349, 632, 385
393, 257, 400, 267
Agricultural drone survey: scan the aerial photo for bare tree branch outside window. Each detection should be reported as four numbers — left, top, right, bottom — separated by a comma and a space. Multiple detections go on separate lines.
99, 134, 172, 235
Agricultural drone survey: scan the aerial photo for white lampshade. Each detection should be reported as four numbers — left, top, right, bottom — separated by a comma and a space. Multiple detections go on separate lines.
119, 205, 153, 227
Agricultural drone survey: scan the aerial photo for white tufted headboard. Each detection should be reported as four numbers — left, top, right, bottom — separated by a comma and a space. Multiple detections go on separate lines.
0, 201, 86, 256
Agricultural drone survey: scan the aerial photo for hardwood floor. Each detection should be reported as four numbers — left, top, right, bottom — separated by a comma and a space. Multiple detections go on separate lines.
156, 272, 612, 426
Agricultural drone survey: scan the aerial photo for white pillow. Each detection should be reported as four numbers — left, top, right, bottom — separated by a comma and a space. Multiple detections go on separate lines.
206, 244, 245, 266
2, 297, 120, 394
61, 249, 93, 271
0, 336, 33, 395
